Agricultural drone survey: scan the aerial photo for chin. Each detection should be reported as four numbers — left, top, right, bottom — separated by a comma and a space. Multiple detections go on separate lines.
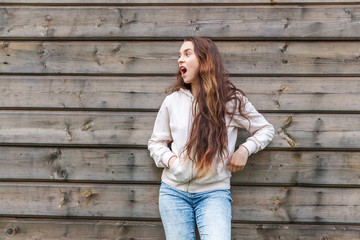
183, 80, 191, 84
183, 78, 193, 84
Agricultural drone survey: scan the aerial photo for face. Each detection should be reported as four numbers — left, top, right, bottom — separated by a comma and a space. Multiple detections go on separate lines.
178, 41, 200, 84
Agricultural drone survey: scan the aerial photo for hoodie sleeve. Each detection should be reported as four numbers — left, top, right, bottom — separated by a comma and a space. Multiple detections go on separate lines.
148, 96, 176, 168
233, 95, 275, 156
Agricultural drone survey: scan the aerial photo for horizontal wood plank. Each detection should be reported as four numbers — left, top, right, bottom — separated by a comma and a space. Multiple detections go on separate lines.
1, 6, 360, 39
0, 147, 360, 186
1, 0, 360, 4
2, 41, 360, 75
0, 219, 166, 239
0, 76, 359, 111
0, 183, 359, 223
0, 111, 359, 149
0, 147, 162, 182
1, 218, 360, 240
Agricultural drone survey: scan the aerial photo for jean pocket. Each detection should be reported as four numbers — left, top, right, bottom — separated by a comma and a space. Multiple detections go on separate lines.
227, 189, 233, 203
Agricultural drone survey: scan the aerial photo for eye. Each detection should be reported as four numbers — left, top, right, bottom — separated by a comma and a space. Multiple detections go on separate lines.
185, 52, 191, 56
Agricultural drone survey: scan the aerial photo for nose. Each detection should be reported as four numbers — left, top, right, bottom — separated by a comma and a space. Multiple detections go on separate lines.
178, 55, 184, 64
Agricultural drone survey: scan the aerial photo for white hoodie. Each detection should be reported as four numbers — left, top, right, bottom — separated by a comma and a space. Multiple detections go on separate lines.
148, 88, 275, 193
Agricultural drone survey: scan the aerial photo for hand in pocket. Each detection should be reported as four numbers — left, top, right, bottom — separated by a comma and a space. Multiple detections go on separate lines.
168, 155, 177, 168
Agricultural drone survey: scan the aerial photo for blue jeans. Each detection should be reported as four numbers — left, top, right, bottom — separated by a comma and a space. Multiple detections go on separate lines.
159, 181, 232, 240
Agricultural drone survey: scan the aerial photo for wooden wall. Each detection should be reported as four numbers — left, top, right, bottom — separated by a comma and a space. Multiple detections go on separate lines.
1, 0, 360, 239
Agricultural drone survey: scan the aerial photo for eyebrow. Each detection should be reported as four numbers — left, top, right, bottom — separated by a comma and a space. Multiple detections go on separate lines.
179, 48, 192, 55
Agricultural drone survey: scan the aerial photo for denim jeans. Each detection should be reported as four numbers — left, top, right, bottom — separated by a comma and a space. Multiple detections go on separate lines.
159, 181, 232, 240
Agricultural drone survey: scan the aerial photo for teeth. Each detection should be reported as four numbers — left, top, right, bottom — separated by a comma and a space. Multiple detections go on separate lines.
180, 66, 187, 74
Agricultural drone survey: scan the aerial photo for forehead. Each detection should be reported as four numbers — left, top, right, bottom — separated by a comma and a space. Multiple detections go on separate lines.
179, 41, 194, 53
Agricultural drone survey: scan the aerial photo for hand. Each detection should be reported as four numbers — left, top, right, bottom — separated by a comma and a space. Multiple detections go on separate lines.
228, 145, 249, 172
168, 155, 177, 168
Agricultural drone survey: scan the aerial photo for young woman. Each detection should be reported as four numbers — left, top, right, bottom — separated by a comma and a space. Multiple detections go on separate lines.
148, 37, 274, 239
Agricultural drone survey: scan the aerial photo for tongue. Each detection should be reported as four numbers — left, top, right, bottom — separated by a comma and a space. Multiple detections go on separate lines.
182, 70, 186, 76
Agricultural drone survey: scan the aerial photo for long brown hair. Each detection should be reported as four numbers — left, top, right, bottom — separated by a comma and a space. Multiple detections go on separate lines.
172, 37, 250, 179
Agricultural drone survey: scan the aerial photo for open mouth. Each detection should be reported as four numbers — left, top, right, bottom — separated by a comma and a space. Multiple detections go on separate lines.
180, 66, 187, 77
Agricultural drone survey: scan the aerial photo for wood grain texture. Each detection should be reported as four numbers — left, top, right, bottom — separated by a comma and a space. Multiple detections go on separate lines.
0, 75, 359, 111
0, 183, 359, 223
1, 218, 360, 240
1, 6, 360, 39
2, 41, 360, 75
0, 219, 166, 239
0, 111, 358, 149
0, 147, 360, 186
1, 0, 360, 4
0, 147, 161, 182
0, 1, 359, 237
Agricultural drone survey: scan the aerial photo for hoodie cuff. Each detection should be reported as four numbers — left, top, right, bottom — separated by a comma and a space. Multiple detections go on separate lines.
162, 151, 176, 168
241, 140, 258, 157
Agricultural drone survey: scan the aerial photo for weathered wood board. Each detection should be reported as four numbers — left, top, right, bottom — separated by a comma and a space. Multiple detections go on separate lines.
0, 183, 359, 224
0, 76, 359, 111
0, 111, 358, 149
1, 6, 360, 39
0, 147, 359, 186
1, 218, 360, 240
1, 0, 360, 4
2, 41, 360, 74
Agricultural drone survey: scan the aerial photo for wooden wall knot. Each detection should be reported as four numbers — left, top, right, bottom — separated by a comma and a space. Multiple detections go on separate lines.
97, 17, 106, 28
82, 121, 93, 131
284, 115, 293, 125
116, 8, 136, 29
1, 7, 8, 15
277, 115, 297, 148
41, 15, 54, 37
5, 225, 20, 236
65, 123, 72, 141
58, 189, 71, 208
51, 166, 69, 180
48, 149, 69, 179
82, 190, 97, 199
80, 190, 99, 205
117, 220, 128, 226
92, 47, 101, 66
275, 100, 281, 108
45, 15, 52, 22
283, 18, 290, 30
256, 224, 264, 230
280, 44, 288, 53
272, 85, 288, 108
58, 169, 68, 179
278, 86, 288, 93
48, 148, 62, 164
1, 41, 9, 48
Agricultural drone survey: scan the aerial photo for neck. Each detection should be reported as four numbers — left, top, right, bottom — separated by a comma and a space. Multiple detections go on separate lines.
191, 81, 199, 98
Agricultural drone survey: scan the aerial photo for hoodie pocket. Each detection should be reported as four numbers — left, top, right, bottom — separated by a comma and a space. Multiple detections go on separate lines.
168, 157, 192, 183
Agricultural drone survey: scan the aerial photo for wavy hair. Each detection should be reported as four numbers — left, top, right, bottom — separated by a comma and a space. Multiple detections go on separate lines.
172, 37, 250, 179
